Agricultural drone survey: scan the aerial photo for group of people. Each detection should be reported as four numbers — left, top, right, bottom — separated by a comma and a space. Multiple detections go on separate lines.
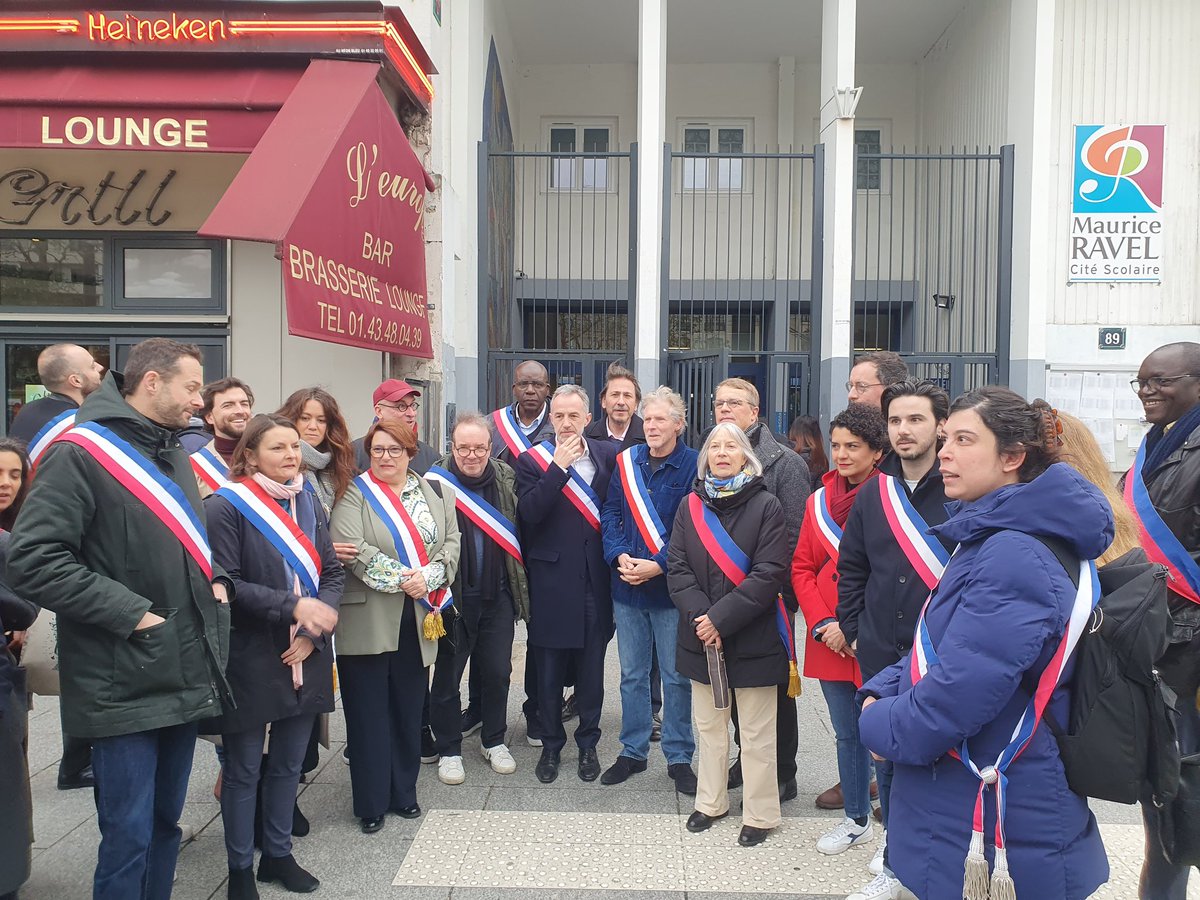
0, 337, 1196, 900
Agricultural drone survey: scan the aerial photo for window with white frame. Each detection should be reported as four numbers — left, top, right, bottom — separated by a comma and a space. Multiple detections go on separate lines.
679, 121, 751, 191
546, 121, 615, 191
854, 121, 891, 191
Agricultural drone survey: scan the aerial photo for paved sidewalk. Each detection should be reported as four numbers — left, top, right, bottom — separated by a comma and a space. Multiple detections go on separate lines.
19, 627, 1191, 899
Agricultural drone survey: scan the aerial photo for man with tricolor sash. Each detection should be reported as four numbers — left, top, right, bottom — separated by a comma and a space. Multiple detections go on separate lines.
837, 377, 952, 900
8, 338, 233, 900
489, 359, 555, 465
425, 413, 530, 784
7, 342, 104, 793
1123, 342, 1200, 899
515, 383, 618, 784
191, 376, 254, 499
599, 386, 697, 794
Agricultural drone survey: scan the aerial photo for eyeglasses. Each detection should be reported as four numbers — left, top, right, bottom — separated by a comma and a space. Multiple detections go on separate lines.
714, 398, 749, 409
845, 381, 884, 393
379, 400, 420, 413
453, 446, 490, 457
369, 446, 407, 458
1130, 375, 1200, 393
514, 380, 548, 390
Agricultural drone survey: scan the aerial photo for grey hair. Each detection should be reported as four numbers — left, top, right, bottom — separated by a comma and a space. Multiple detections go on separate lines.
449, 411, 492, 442
551, 383, 590, 411
640, 385, 686, 425
697, 422, 763, 479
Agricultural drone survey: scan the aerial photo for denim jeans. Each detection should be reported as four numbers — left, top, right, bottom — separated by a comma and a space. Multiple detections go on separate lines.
613, 601, 693, 765
91, 722, 198, 900
819, 680, 872, 820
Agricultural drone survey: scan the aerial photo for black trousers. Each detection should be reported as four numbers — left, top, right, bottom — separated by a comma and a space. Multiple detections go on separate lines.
429, 590, 516, 755
732, 684, 798, 783
60, 722, 92, 780
532, 590, 608, 755
338, 603, 426, 819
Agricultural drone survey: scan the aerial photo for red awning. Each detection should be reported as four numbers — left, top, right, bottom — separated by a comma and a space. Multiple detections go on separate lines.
0, 64, 305, 152
199, 59, 434, 358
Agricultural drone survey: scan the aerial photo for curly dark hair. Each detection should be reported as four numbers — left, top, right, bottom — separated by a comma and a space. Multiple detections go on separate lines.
829, 403, 888, 451
948, 386, 1061, 482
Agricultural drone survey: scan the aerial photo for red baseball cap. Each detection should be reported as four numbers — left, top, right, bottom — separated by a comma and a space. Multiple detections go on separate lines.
372, 379, 421, 405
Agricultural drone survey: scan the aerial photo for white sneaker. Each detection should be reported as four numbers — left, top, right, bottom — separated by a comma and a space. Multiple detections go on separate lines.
817, 816, 873, 855
438, 755, 466, 785
846, 873, 901, 900
526, 734, 543, 748
481, 743, 517, 775
178, 823, 195, 845
869, 830, 886, 875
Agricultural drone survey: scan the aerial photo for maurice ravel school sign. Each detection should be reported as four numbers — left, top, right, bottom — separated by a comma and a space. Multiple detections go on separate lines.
1069, 124, 1165, 284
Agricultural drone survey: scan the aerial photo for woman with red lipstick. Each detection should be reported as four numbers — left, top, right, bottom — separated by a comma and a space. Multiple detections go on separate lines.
791, 404, 886, 861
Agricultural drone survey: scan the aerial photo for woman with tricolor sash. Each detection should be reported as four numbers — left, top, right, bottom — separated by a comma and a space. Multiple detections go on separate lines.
667, 422, 791, 848
790, 404, 884, 861
329, 418, 460, 835
857, 388, 1111, 900
206, 414, 344, 899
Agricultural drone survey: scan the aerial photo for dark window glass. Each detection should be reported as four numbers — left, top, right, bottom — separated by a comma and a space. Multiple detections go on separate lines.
4, 341, 109, 429
855, 128, 882, 190
0, 238, 104, 307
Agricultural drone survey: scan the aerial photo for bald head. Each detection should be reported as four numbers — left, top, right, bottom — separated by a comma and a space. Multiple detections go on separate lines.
38, 344, 104, 403
1136, 342, 1200, 426
512, 359, 550, 423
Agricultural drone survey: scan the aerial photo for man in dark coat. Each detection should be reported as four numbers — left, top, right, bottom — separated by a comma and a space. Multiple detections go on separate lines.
583, 362, 647, 450
837, 378, 951, 894
1125, 341, 1200, 899
352, 379, 437, 474
7, 342, 104, 791
490, 360, 555, 465
515, 384, 617, 784
712, 378, 810, 801
8, 339, 233, 900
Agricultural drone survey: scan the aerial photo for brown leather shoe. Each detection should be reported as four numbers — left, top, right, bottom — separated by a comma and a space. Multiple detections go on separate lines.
870, 780, 879, 801
815, 782, 844, 810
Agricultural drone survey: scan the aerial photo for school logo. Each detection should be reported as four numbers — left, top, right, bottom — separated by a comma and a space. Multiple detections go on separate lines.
1069, 124, 1164, 283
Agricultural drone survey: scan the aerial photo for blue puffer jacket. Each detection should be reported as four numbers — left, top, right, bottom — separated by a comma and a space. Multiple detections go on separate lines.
600, 440, 698, 609
858, 463, 1113, 900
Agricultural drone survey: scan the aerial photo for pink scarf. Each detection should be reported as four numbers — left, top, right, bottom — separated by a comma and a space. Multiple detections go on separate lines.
251, 473, 307, 689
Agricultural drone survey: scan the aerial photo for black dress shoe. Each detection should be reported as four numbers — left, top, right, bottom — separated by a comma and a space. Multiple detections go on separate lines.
578, 748, 601, 782
227, 866, 259, 900
779, 778, 798, 803
668, 763, 698, 796
685, 809, 728, 833
738, 825, 771, 847
394, 803, 422, 819
727, 758, 743, 789
292, 801, 310, 837
561, 693, 578, 721
535, 749, 561, 783
57, 765, 95, 791
600, 755, 647, 785
650, 711, 662, 742
360, 815, 385, 834
257, 853, 319, 892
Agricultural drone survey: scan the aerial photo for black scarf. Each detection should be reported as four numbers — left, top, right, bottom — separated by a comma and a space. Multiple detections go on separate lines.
448, 457, 504, 593
1145, 402, 1200, 477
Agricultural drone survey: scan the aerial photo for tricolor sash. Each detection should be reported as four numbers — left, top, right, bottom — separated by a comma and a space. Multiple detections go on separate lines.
616, 446, 669, 555
910, 552, 1100, 898
808, 487, 842, 562
191, 446, 230, 492
878, 475, 950, 590
28, 410, 75, 468
214, 480, 322, 596
1124, 439, 1200, 604
527, 441, 602, 531
492, 405, 537, 458
59, 422, 212, 580
425, 465, 523, 564
354, 472, 455, 638
687, 492, 801, 696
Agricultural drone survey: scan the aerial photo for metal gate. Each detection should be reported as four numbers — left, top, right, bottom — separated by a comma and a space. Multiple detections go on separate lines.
669, 349, 728, 447
851, 145, 1014, 391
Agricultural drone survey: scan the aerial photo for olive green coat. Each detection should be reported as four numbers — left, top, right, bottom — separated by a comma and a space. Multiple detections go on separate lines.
329, 475, 461, 665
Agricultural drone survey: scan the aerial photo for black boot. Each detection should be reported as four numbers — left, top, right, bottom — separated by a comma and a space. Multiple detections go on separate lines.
228, 866, 260, 900
292, 801, 310, 837
257, 853, 319, 893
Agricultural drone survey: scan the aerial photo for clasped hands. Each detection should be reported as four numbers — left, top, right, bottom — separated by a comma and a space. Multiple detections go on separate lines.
617, 553, 662, 586
694, 613, 721, 650
816, 620, 853, 657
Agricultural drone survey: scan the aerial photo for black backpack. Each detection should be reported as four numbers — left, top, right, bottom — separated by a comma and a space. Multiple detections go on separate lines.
1029, 540, 1179, 806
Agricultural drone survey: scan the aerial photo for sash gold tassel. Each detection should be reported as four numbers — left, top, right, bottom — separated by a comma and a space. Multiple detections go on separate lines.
787, 660, 802, 698
990, 847, 1017, 900
963, 830, 991, 900
423, 611, 446, 641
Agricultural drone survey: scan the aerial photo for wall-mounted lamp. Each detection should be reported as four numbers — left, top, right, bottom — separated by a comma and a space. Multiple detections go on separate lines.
933, 293, 956, 310
833, 86, 863, 119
